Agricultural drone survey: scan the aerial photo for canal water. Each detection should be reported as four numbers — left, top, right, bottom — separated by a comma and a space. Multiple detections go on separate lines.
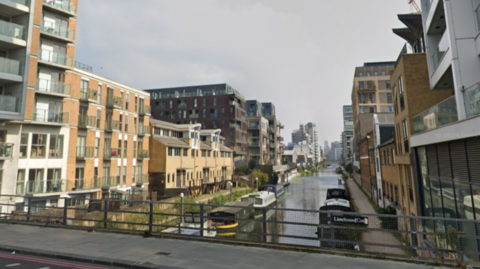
234, 165, 342, 246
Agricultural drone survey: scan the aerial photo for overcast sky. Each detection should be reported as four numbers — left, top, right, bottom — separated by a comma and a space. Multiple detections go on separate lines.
76, 0, 413, 147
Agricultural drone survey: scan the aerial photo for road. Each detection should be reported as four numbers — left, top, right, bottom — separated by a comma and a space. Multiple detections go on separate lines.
0, 252, 114, 269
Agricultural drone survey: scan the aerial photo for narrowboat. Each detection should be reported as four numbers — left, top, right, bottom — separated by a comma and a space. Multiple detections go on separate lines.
162, 211, 216, 237
262, 184, 285, 198
240, 191, 276, 208
208, 201, 254, 236
326, 188, 350, 201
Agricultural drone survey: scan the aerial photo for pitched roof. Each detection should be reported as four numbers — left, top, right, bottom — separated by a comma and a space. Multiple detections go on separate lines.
150, 119, 201, 131
200, 142, 212, 150
220, 145, 232, 152
153, 136, 190, 148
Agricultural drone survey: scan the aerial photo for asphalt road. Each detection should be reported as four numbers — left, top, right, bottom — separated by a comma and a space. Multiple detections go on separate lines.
0, 252, 114, 269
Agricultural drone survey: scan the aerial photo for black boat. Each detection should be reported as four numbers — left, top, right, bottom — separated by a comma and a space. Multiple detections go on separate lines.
208, 201, 255, 236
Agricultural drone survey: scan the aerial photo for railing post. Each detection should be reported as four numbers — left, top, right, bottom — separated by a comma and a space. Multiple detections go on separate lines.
26, 197, 31, 222
149, 201, 153, 234
63, 198, 68, 225
103, 199, 108, 229
262, 208, 267, 243
410, 218, 418, 258
200, 204, 204, 237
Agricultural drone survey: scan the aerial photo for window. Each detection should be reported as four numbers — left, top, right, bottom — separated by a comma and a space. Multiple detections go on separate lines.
125, 114, 129, 132
203, 99, 206, 107
124, 140, 128, 157
183, 149, 188, 156
366, 71, 371, 76
194, 99, 197, 107
134, 116, 137, 133
374, 71, 378, 76
97, 108, 102, 128
16, 170, 25, 194
381, 71, 386, 76
20, 133, 28, 158
31, 134, 47, 157
98, 85, 102, 103
369, 107, 375, 113
207, 150, 211, 157
169, 101, 173, 109
386, 80, 391, 89
123, 166, 126, 185
135, 96, 138, 112
29, 168, 44, 193
213, 98, 217, 106
118, 139, 122, 157
167, 174, 170, 183
387, 93, 392, 103
388, 106, 393, 113
202, 150, 206, 157
360, 107, 366, 113
222, 108, 225, 114
358, 72, 363, 77
203, 109, 206, 118
359, 81, 364, 90
126, 93, 130, 110
398, 76, 404, 94
94, 138, 100, 157
119, 114, 123, 132
49, 135, 63, 158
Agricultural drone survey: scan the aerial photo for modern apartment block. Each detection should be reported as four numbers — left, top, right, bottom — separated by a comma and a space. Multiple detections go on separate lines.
291, 122, 318, 163
145, 84, 247, 163
342, 105, 353, 163
0, 0, 152, 212
148, 119, 233, 199
372, 113, 394, 206
408, 0, 480, 225
351, 62, 395, 170
245, 100, 284, 166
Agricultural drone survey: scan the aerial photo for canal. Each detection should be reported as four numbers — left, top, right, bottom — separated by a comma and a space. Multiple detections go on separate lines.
234, 164, 342, 246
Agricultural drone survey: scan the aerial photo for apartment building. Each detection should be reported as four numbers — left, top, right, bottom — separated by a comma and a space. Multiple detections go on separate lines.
245, 100, 284, 166
145, 84, 247, 165
342, 105, 353, 164
391, 12, 452, 222
351, 62, 395, 170
379, 139, 397, 208
291, 122, 318, 163
148, 119, 233, 199
0, 0, 151, 213
372, 113, 394, 207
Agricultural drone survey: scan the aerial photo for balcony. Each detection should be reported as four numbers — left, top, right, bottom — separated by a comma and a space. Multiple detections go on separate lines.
190, 114, 199, 119
76, 146, 94, 160
138, 125, 150, 136
78, 115, 96, 129
269, 143, 275, 148
137, 149, 150, 160
464, 81, 480, 119
26, 179, 66, 194
101, 176, 117, 188
0, 142, 13, 159
248, 125, 259, 130
43, 0, 77, 15
103, 147, 119, 160
432, 31, 449, 71
0, 56, 22, 81
40, 20, 75, 42
268, 126, 275, 133
248, 142, 260, 147
136, 174, 149, 185
277, 136, 284, 142
67, 178, 100, 192
0, 95, 19, 113
413, 95, 458, 134
106, 95, 121, 108
105, 120, 120, 132
178, 103, 187, 109
139, 105, 151, 115
80, 88, 98, 102
32, 109, 68, 124
38, 49, 73, 68
0, 19, 25, 41
35, 78, 71, 96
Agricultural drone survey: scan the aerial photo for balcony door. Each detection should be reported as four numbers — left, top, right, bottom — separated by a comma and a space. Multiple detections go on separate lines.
75, 168, 84, 189
77, 136, 85, 157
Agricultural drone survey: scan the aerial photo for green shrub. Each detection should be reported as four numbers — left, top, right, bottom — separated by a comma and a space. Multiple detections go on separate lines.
235, 165, 250, 175
345, 163, 353, 174
252, 170, 269, 189
377, 206, 398, 230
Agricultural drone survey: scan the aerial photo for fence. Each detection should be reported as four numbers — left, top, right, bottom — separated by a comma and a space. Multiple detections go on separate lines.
0, 194, 478, 267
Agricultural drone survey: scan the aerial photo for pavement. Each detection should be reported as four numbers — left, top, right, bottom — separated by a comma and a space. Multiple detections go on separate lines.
345, 176, 405, 256
0, 224, 441, 269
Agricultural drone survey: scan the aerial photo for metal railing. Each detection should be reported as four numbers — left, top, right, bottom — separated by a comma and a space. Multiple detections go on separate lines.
76, 146, 94, 159
67, 178, 100, 191
26, 180, 66, 194
9, 0, 29, 6
248, 125, 259, 130
0, 56, 21, 76
103, 148, 119, 160
40, 20, 75, 40
78, 115, 96, 128
248, 142, 260, 147
0, 19, 25, 40
33, 109, 68, 124
0, 95, 19, 113
0, 142, 14, 158
35, 78, 71, 95
74, 61, 92, 72
1, 195, 480, 267
101, 176, 117, 187
43, 0, 77, 14
464, 81, 480, 119
137, 150, 150, 160
413, 95, 458, 134
105, 120, 120, 132
80, 88, 98, 101
432, 30, 449, 70
107, 96, 122, 108
139, 105, 151, 115
136, 174, 149, 184
38, 49, 73, 67
138, 125, 150, 136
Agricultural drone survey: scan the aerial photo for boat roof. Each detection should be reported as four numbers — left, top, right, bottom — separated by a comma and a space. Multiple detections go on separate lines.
326, 188, 349, 200
324, 198, 350, 208
241, 191, 275, 199
209, 201, 253, 214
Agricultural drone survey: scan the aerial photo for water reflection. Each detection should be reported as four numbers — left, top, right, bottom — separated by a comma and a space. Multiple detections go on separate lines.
230, 167, 342, 246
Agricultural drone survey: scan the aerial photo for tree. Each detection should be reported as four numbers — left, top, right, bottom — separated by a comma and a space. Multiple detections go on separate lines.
297, 166, 304, 173
252, 170, 269, 190
345, 163, 353, 174
248, 159, 257, 170
235, 165, 249, 175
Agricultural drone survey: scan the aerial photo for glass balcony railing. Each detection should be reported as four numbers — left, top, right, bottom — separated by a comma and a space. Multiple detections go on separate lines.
9, 0, 29, 6
138, 125, 150, 136
43, 0, 77, 14
40, 20, 75, 40
35, 78, 71, 95
0, 20, 25, 40
33, 109, 68, 124
67, 178, 100, 192
136, 174, 149, 184
0, 56, 21, 76
105, 120, 120, 132
38, 49, 73, 67
76, 146, 94, 159
104, 147, 119, 160
107, 96, 121, 107
137, 150, 150, 160
425, 0, 433, 13
139, 105, 151, 115
413, 95, 458, 134
26, 179, 66, 194
102, 176, 117, 187
80, 88, 98, 101
432, 31, 449, 70
464, 82, 480, 119
78, 115, 96, 128
0, 95, 19, 113
248, 142, 260, 147
248, 125, 259, 130
0, 143, 14, 158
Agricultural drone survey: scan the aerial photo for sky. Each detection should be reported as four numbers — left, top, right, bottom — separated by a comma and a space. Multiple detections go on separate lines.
75, 0, 413, 147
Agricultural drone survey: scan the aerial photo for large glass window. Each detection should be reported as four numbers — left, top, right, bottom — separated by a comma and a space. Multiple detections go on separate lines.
418, 147, 433, 216
49, 135, 63, 158
16, 170, 25, 194
20, 133, 28, 158
31, 134, 47, 158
